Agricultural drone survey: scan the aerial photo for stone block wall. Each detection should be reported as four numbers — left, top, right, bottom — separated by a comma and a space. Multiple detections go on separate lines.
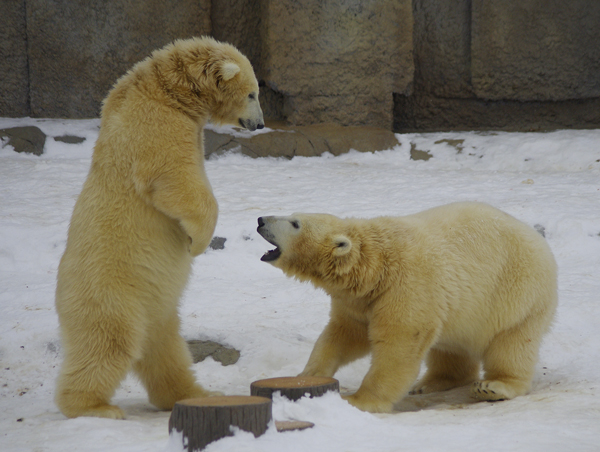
395, 0, 600, 131
0, 1, 29, 117
261, 0, 412, 129
212, 0, 413, 129
471, 0, 600, 102
1, 0, 211, 119
27, 0, 211, 118
1, 0, 600, 131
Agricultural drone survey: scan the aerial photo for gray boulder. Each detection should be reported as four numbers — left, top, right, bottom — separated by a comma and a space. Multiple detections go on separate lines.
0, 126, 46, 156
205, 122, 400, 159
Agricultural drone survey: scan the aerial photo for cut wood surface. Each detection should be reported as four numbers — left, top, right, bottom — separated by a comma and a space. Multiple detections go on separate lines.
275, 420, 315, 432
250, 376, 339, 401
169, 396, 272, 452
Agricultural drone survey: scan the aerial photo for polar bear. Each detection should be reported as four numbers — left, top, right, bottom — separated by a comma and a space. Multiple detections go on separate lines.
257, 202, 557, 413
55, 37, 264, 419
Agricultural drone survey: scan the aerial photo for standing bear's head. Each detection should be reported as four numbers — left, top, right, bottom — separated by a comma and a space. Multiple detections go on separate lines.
257, 214, 386, 295
148, 36, 264, 131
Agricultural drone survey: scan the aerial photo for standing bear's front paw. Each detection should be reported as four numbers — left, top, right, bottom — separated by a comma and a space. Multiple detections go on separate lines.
298, 366, 332, 378
187, 385, 225, 399
342, 393, 394, 413
204, 389, 225, 397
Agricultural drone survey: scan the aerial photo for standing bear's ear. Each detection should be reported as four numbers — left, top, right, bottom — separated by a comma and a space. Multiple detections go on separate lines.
219, 61, 241, 81
332, 235, 352, 257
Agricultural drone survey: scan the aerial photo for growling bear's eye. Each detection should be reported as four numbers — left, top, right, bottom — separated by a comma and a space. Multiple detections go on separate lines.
248, 93, 256, 100
291, 220, 300, 229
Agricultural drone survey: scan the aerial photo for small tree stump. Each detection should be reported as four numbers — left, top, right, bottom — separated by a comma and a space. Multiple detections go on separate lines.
250, 376, 339, 401
169, 396, 272, 452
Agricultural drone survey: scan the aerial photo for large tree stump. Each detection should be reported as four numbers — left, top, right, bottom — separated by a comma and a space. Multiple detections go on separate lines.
169, 396, 272, 452
250, 376, 339, 401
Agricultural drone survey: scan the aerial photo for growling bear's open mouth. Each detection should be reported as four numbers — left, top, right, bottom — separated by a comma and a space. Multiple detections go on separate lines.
257, 217, 281, 261
261, 247, 281, 262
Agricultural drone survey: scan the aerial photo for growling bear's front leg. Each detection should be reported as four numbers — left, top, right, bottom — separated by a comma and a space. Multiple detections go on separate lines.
299, 316, 370, 378
344, 317, 438, 413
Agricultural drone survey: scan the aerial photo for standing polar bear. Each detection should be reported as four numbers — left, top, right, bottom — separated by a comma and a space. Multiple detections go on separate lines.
55, 37, 264, 419
257, 202, 557, 413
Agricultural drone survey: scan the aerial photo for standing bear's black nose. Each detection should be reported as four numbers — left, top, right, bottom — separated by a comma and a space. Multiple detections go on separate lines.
256, 123, 265, 130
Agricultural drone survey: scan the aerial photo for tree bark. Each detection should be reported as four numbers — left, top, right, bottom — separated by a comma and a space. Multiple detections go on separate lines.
169, 396, 272, 452
250, 376, 339, 401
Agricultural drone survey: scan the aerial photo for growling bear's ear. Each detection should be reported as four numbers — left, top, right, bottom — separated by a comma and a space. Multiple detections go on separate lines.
332, 235, 352, 257
220, 61, 240, 81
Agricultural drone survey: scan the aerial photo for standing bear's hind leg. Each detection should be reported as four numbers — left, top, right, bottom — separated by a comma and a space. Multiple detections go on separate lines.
55, 318, 143, 419
133, 310, 215, 410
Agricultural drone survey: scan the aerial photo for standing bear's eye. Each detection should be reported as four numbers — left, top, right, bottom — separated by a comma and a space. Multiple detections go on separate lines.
248, 93, 256, 100
291, 220, 300, 229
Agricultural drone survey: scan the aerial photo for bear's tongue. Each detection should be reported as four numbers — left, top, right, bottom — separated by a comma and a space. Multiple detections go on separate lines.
261, 248, 281, 262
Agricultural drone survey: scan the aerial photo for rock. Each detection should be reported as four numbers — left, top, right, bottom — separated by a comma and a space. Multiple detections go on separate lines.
187, 340, 240, 366
54, 135, 86, 144
0, 126, 46, 156
434, 139, 465, 153
208, 237, 227, 251
205, 123, 400, 159
409, 144, 432, 161
534, 224, 546, 238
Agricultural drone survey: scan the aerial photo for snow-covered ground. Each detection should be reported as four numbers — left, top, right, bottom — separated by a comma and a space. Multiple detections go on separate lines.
1, 118, 599, 452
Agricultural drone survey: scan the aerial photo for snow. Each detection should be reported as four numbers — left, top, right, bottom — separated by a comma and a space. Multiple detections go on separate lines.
1, 117, 599, 452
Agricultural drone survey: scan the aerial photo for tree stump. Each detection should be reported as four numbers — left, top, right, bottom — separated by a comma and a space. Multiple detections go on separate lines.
169, 396, 272, 452
250, 376, 339, 401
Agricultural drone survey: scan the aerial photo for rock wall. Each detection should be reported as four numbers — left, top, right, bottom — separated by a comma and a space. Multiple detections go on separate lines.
395, 0, 600, 131
1, 0, 600, 131
28, 0, 211, 118
471, 0, 600, 102
0, 1, 29, 117
5, 0, 212, 119
212, 0, 413, 129
261, 0, 412, 129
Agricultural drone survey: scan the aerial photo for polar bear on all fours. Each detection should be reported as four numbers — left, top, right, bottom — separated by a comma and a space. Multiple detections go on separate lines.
55, 37, 264, 420
257, 202, 558, 413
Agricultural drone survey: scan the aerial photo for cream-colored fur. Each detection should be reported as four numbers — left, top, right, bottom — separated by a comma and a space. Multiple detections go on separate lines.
257, 202, 557, 413
55, 37, 263, 419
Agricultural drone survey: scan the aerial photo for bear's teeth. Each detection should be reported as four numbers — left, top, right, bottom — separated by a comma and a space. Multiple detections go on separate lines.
261, 248, 281, 262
